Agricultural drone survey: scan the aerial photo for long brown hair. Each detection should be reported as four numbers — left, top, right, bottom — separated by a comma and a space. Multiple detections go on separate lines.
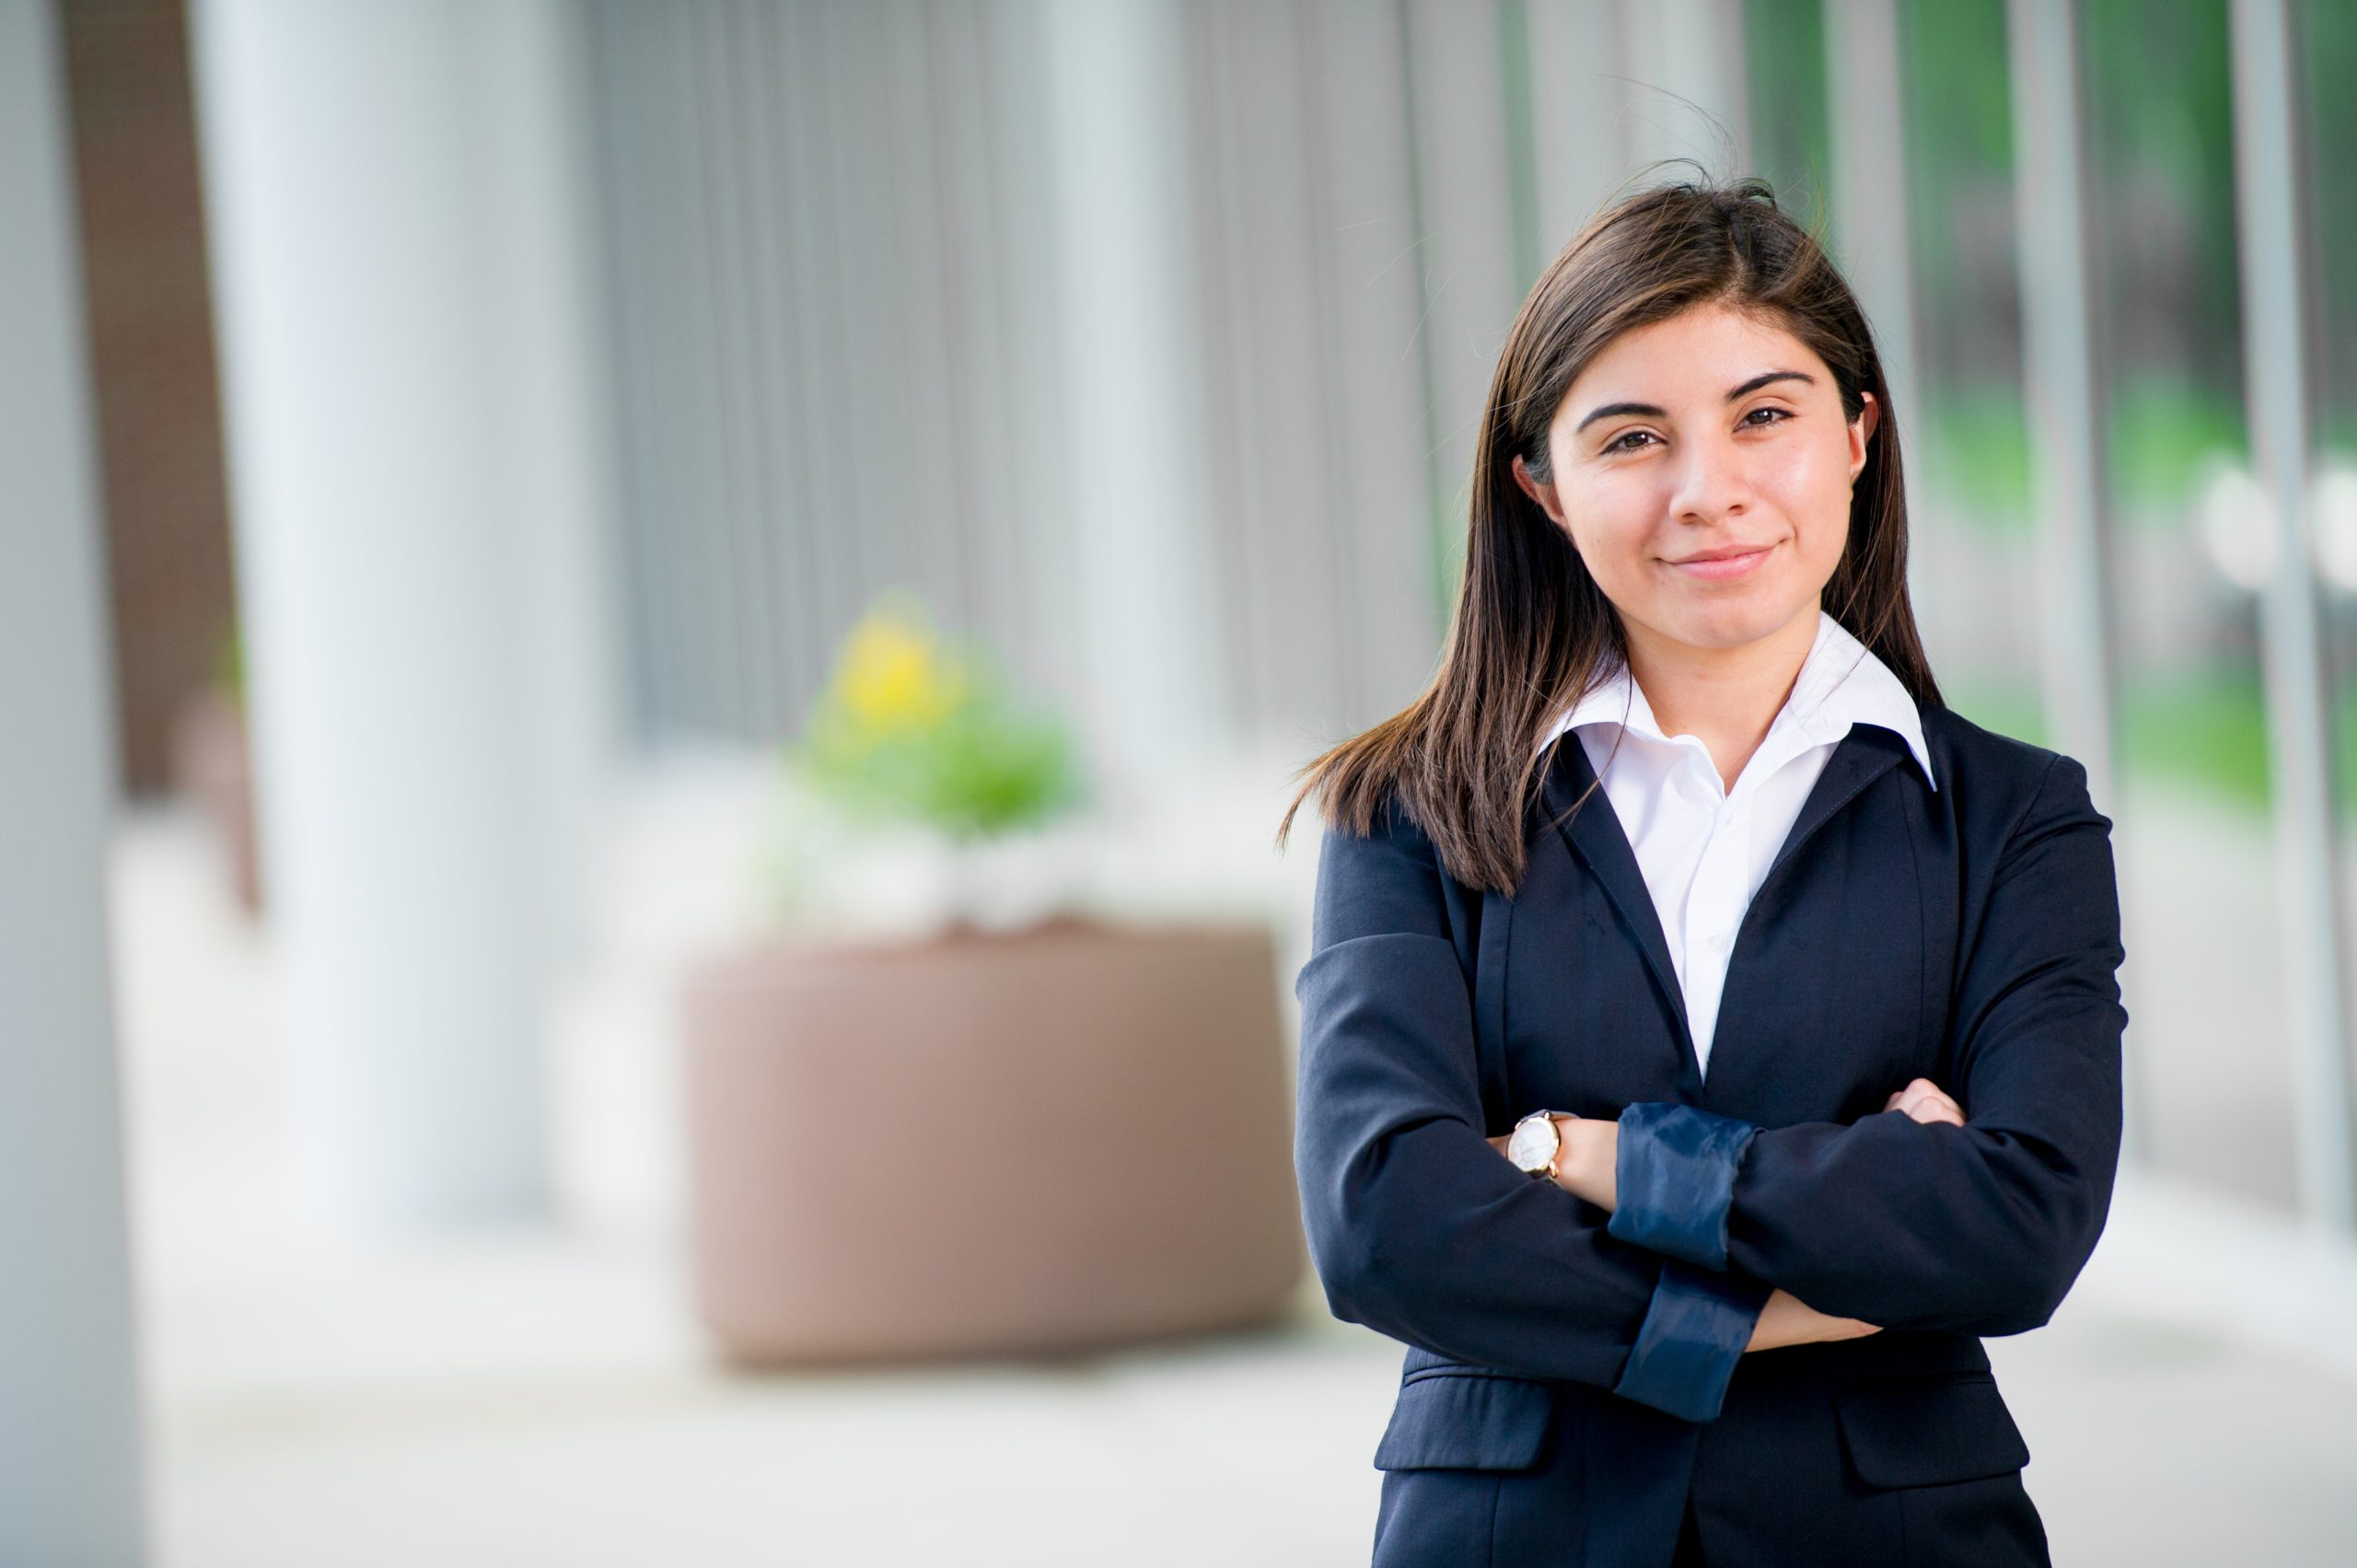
1273, 171, 1943, 894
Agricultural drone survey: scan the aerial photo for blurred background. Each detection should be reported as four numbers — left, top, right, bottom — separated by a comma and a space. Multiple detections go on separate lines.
5, 0, 2356, 1562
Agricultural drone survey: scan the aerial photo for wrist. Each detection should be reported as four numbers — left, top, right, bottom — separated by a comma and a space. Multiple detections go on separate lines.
1544, 1116, 1577, 1187
1746, 1288, 1794, 1353
1558, 1117, 1617, 1210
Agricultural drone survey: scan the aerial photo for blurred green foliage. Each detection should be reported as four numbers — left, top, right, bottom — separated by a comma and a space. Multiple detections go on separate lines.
786, 589, 1086, 842
2121, 666, 2272, 808
2083, 0, 2247, 397
1910, 376, 2251, 533
2305, 0, 2357, 440
1915, 388, 2032, 531
1743, 0, 1832, 223
1952, 663, 2357, 819
1937, 673, 2047, 752
2106, 377, 2247, 512
2120, 665, 2357, 819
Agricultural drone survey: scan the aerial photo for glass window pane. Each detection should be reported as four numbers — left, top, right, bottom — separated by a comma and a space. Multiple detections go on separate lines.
2086, 0, 2296, 1211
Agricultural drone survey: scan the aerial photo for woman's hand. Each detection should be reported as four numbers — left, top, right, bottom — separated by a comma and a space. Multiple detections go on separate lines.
1746, 1288, 1882, 1352
1883, 1077, 1965, 1126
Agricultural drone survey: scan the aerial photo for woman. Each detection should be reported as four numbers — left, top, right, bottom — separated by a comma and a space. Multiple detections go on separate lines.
1275, 176, 2126, 1567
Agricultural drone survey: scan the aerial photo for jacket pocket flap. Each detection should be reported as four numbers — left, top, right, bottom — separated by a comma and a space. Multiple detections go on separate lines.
1373, 1372, 1555, 1471
1834, 1374, 2031, 1488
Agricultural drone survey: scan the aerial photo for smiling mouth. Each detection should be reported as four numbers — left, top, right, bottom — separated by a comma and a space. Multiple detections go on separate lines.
1665, 542, 1775, 579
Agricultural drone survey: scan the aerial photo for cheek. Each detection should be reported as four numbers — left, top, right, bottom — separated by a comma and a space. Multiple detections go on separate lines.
1759, 442, 1857, 547
1560, 475, 1661, 556
1563, 506, 1659, 592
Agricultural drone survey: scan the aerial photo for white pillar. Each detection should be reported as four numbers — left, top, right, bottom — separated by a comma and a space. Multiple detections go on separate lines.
0, 3, 151, 1561
2007, 0, 2137, 1166
1528, 1, 1629, 245
1824, 0, 1924, 532
188, 0, 617, 1227
1041, 0, 1232, 803
480, 0, 623, 972
1617, 0, 1753, 178
1528, 0, 1756, 255
2229, 0, 2357, 1233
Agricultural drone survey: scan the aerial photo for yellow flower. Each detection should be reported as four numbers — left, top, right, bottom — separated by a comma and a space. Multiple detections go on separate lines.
832, 607, 968, 734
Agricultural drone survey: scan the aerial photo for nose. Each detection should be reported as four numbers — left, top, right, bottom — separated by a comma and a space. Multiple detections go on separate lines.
1664, 426, 1752, 527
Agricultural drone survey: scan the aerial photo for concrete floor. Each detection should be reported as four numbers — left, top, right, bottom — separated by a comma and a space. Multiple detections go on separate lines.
113, 760, 2357, 1566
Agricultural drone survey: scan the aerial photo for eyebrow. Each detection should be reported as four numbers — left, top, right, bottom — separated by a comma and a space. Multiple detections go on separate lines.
1573, 369, 1817, 435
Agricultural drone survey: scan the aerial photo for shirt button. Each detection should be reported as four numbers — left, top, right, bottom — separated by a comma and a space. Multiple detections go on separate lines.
1707, 932, 1730, 952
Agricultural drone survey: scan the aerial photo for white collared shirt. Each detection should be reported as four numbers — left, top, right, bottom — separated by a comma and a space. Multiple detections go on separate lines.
1534, 610, 1938, 1078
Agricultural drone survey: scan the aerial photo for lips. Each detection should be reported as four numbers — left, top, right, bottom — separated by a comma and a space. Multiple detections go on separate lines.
1665, 541, 1775, 581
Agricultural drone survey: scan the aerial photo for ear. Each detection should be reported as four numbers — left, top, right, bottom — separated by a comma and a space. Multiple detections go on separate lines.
1849, 391, 1880, 484
1512, 454, 1569, 528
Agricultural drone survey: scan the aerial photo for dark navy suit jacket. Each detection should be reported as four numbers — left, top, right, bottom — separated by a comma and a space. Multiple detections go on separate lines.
1294, 703, 2127, 1567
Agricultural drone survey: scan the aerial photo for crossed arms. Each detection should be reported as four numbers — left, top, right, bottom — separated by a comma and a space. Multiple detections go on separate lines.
1479, 1089, 1954, 1355
1291, 753, 2127, 1422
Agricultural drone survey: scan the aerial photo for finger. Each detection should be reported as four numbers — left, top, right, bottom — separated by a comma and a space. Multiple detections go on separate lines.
1906, 1091, 1964, 1127
1887, 1079, 1939, 1111
1895, 1079, 1964, 1123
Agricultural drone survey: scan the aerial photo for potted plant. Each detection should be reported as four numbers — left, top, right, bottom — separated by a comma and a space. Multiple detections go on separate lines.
679, 591, 1305, 1365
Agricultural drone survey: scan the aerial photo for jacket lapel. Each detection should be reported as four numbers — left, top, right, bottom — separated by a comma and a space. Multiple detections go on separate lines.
1704, 725, 1916, 1117
1758, 725, 1910, 898
1532, 723, 1915, 1097
1538, 735, 1695, 1078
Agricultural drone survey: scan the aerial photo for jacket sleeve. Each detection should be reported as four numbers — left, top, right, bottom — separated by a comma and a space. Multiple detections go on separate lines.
1604, 752, 2127, 1336
1295, 795, 1770, 1421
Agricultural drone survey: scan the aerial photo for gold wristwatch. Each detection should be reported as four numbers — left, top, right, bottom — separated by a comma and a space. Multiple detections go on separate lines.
1506, 1109, 1577, 1179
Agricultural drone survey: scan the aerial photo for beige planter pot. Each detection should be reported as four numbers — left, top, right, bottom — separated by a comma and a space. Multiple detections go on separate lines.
171, 688, 261, 917
681, 916, 1306, 1365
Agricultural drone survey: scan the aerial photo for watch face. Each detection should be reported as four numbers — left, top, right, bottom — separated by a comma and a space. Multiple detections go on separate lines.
1506, 1116, 1557, 1173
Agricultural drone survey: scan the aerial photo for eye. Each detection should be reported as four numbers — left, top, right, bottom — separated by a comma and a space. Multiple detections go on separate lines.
1602, 428, 1659, 454
1741, 406, 1794, 429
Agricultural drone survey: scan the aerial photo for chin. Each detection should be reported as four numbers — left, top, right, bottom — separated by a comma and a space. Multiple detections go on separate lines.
1656, 596, 1810, 652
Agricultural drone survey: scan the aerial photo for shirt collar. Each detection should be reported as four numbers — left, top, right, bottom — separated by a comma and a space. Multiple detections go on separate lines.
1536, 610, 1938, 792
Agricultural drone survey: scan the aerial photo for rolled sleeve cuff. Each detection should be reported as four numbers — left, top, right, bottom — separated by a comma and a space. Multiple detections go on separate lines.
1609, 1260, 1771, 1423
1607, 1101, 1760, 1272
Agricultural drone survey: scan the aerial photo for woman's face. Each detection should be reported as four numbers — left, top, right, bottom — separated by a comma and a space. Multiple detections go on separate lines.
1514, 301, 1876, 663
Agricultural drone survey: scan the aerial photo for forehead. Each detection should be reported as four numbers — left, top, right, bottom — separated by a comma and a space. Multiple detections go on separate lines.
1561, 304, 1826, 407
